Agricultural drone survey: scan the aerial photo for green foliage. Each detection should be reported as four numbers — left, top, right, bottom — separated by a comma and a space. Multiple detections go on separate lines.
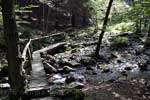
15, 4, 33, 13
112, 36, 129, 47
0, 13, 3, 26
85, 0, 109, 25
126, 0, 149, 21
0, 33, 5, 47
108, 22, 134, 33
0, 13, 5, 47
123, 0, 150, 31
50, 88, 85, 100
18, 28, 37, 38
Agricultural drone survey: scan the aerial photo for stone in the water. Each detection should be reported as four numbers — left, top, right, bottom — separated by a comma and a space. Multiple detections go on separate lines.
65, 76, 76, 84
52, 74, 62, 79
135, 49, 142, 55
53, 78, 66, 85
124, 66, 132, 71
120, 70, 128, 77
139, 79, 146, 85
117, 60, 123, 63
92, 71, 97, 75
58, 66, 76, 74
63, 66, 76, 72
69, 72, 86, 83
48, 74, 63, 84
138, 62, 148, 71
80, 57, 96, 65
58, 59, 80, 67
101, 68, 110, 73
144, 49, 150, 55
146, 60, 150, 64
110, 53, 118, 59
68, 82, 84, 89
86, 66, 94, 70
108, 79, 115, 82
43, 61, 57, 74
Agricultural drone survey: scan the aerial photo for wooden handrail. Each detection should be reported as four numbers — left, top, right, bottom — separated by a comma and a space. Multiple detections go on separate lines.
31, 32, 63, 41
21, 39, 32, 75
21, 32, 63, 60
21, 32, 64, 75
22, 39, 32, 60
22, 32, 64, 44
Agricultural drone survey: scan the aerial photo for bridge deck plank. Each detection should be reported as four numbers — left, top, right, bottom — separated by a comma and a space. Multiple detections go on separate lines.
29, 51, 48, 88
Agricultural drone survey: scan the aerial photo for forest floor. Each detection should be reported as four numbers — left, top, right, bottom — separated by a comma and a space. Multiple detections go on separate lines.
40, 28, 150, 100
0, 27, 150, 100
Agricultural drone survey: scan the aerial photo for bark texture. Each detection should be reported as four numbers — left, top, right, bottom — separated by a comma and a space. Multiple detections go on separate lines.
95, 0, 114, 56
2, 0, 25, 99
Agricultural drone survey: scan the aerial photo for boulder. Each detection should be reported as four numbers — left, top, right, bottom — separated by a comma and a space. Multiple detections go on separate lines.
124, 66, 132, 71
43, 61, 57, 74
138, 62, 148, 71
86, 66, 94, 70
63, 66, 76, 72
101, 68, 111, 73
53, 78, 66, 85
58, 66, 76, 74
48, 74, 64, 84
92, 71, 97, 75
58, 59, 80, 68
65, 76, 76, 84
68, 82, 84, 89
120, 70, 128, 77
52, 74, 62, 80
117, 59, 123, 63
110, 53, 118, 59
69, 72, 86, 83
80, 57, 96, 65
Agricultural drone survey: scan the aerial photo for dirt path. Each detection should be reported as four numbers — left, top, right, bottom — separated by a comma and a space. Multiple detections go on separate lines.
85, 79, 150, 100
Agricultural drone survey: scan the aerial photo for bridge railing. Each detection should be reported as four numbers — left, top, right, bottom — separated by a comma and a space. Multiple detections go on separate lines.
21, 32, 63, 75
21, 39, 33, 75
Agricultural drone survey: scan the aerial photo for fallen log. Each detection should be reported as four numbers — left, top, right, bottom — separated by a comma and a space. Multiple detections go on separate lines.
71, 41, 97, 48
43, 61, 57, 74
109, 32, 132, 38
58, 60, 80, 68
31, 32, 64, 41
37, 42, 67, 55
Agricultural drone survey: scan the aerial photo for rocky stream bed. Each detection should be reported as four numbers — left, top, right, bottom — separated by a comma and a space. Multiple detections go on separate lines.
0, 32, 150, 100
38, 33, 150, 100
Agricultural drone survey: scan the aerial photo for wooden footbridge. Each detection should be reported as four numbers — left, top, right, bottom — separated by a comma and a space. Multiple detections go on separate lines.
21, 33, 65, 99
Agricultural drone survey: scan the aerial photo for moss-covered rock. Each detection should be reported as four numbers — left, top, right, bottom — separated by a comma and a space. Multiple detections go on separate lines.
51, 88, 85, 100
80, 56, 96, 65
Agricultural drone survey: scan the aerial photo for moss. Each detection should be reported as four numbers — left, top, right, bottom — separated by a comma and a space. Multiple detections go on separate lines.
111, 36, 129, 48
50, 88, 85, 100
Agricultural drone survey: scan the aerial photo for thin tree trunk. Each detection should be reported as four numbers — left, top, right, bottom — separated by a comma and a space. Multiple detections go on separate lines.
139, 19, 142, 33
144, 25, 150, 49
2, 0, 25, 99
71, 14, 76, 27
95, 0, 114, 56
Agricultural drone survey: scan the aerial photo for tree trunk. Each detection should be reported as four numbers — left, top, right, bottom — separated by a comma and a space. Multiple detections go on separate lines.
144, 26, 150, 49
82, 15, 88, 27
0, 32, 5, 47
71, 14, 76, 27
95, 0, 114, 56
136, 19, 142, 33
2, 0, 26, 99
